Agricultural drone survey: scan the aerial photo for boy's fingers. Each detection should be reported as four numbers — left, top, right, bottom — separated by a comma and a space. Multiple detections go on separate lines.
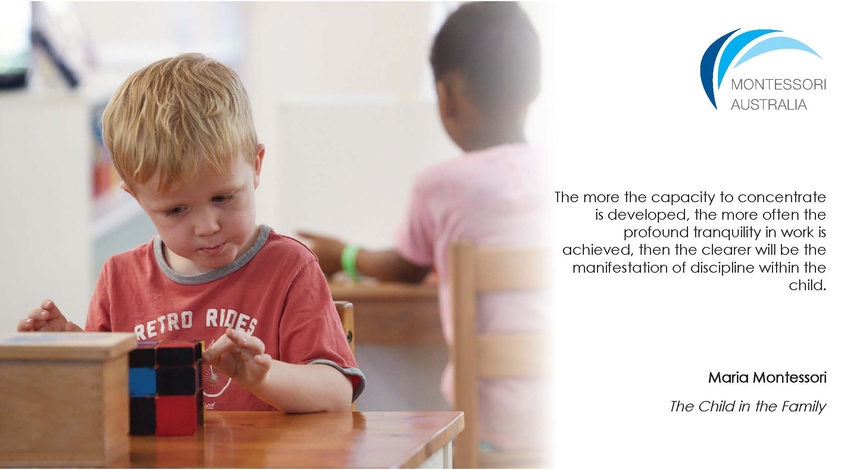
36, 300, 64, 321
25, 308, 43, 320
202, 334, 236, 364
17, 317, 53, 332
17, 318, 34, 331
41, 299, 60, 315
236, 347, 255, 364
203, 330, 266, 376
254, 353, 272, 367
202, 347, 222, 367
202, 340, 227, 361
20, 306, 51, 331
225, 328, 265, 355
225, 327, 247, 344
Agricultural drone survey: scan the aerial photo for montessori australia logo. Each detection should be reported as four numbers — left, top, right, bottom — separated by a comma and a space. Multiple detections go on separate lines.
700, 29, 824, 110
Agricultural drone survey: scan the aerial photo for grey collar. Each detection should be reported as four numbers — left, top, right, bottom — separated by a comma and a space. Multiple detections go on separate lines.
153, 225, 272, 285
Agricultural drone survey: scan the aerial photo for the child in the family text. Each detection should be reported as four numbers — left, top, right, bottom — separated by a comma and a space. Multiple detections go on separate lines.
17, 53, 365, 413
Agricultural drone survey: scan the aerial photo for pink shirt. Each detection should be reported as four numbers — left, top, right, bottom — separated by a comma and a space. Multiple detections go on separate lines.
395, 143, 550, 450
87, 226, 365, 411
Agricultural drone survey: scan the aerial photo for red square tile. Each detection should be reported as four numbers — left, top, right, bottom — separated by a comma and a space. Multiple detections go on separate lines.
155, 395, 198, 436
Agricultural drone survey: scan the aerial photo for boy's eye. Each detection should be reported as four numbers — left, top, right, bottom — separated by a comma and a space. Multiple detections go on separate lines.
165, 207, 186, 216
212, 193, 235, 203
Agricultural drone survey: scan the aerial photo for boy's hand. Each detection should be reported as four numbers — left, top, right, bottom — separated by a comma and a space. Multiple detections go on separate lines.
202, 328, 272, 392
296, 231, 345, 275
17, 299, 81, 332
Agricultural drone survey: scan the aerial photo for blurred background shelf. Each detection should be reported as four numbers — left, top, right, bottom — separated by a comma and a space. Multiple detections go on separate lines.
91, 187, 142, 240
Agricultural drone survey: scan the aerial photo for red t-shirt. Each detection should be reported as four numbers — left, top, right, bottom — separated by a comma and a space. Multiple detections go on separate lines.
86, 225, 365, 411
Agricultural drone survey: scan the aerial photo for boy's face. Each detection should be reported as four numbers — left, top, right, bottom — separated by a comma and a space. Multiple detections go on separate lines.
124, 145, 265, 275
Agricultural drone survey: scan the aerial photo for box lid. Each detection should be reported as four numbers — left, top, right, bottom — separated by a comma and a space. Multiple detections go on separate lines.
0, 332, 137, 361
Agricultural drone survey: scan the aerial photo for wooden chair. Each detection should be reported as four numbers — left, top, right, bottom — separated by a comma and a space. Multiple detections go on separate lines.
449, 241, 551, 469
334, 301, 356, 411
334, 301, 355, 357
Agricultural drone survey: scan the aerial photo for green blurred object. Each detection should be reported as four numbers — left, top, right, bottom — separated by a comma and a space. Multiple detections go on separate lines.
0, 2, 32, 89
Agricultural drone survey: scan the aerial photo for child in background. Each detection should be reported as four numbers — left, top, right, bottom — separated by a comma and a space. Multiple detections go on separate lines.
17, 53, 365, 413
299, 2, 549, 451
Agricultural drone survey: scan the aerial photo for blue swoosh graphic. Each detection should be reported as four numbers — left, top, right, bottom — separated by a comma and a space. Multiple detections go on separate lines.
717, 29, 779, 87
700, 29, 738, 109
701, 28, 822, 109
735, 36, 821, 67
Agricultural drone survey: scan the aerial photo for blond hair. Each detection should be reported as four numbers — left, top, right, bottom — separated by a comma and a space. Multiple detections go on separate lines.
102, 53, 258, 192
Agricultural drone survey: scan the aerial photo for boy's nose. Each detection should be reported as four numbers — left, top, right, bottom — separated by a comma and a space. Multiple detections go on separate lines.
193, 209, 221, 237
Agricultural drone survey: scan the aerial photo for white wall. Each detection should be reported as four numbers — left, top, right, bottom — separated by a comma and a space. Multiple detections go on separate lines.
241, 2, 445, 235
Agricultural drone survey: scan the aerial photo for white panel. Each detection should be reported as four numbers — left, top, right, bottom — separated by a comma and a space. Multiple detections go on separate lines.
274, 98, 457, 246
0, 91, 92, 334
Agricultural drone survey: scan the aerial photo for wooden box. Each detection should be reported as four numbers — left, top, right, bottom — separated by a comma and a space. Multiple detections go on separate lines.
0, 332, 137, 467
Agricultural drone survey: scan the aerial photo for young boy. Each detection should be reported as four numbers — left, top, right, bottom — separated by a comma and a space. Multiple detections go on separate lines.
17, 53, 365, 413
299, 3, 548, 450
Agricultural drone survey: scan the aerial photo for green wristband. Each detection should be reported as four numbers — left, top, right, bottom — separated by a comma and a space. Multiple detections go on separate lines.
341, 244, 360, 281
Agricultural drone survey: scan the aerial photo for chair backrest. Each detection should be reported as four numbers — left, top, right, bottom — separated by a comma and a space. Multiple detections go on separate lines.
334, 301, 355, 357
449, 241, 551, 469
334, 301, 356, 411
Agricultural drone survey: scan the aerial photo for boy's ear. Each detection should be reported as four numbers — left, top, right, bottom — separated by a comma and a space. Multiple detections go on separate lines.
436, 80, 457, 119
254, 143, 266, 188
437, 71, 469, 120
119, 181, 138, 201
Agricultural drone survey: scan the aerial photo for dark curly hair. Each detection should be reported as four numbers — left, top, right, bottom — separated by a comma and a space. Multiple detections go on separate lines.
429, 2, 541, 112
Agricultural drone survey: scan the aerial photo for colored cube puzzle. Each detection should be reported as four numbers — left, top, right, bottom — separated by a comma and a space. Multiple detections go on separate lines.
127, 340, 205, 436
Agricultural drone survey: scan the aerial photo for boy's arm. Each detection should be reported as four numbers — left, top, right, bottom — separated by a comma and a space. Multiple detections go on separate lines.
355, 248, 432, 283
203, 328, 352, 413
255, 362, 352, 413
297, 232, 431, 283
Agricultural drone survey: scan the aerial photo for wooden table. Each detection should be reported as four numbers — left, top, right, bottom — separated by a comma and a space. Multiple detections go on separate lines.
115, 411, 464, 468
330, 281, 442, 344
